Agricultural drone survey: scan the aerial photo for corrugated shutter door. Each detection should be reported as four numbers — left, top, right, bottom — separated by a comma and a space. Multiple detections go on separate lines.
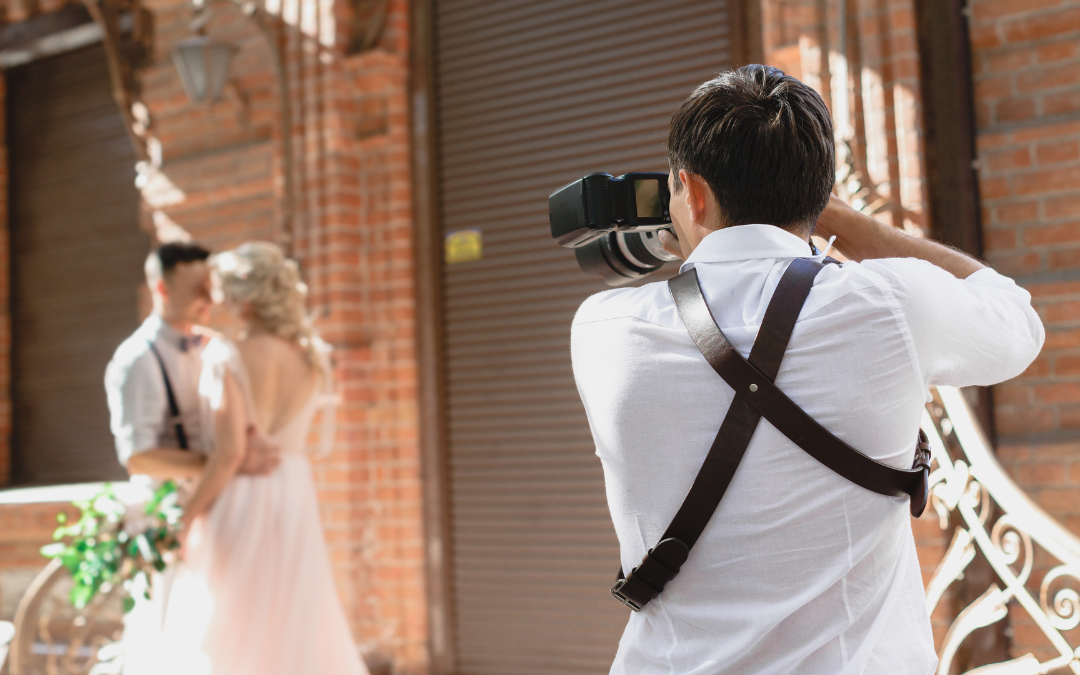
434, 2, 732, 673
9, 44, 146, 485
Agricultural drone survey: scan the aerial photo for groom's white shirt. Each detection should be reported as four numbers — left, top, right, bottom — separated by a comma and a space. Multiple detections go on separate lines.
104, 314, 207, 467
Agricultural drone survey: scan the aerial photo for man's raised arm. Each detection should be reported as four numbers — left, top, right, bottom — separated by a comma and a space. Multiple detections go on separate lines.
814, 195, 985, 279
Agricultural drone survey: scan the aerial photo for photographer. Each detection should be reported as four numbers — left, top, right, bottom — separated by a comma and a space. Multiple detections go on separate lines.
570, 65, 1043, 674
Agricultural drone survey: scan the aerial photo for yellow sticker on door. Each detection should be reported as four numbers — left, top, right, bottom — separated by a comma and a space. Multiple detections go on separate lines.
445, 229, 483, 264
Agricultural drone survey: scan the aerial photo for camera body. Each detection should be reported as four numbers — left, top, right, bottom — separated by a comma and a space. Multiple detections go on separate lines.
549, 172, 680, 285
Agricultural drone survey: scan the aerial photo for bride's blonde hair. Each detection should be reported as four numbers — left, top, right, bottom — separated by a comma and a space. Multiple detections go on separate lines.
213, 242, 324, 373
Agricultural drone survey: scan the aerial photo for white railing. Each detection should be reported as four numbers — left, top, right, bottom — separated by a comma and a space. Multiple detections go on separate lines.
926, 386, 1080, 675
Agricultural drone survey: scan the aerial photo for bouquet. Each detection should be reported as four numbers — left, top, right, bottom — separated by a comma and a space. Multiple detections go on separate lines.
41, 481, 183, 613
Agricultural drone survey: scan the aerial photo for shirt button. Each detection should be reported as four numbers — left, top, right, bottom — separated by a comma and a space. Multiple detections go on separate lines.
749, 384, 759, 392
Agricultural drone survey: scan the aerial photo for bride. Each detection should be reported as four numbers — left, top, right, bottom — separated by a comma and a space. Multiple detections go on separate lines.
127, 242, 368, 675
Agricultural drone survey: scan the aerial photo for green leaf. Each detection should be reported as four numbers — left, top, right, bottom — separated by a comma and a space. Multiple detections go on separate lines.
70, 584, 93, 609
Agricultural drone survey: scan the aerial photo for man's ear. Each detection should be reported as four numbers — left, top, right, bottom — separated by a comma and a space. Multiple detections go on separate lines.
154, 278, 169, 300
678, 170, 710, 226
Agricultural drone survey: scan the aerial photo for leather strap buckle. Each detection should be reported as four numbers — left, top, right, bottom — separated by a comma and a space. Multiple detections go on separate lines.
610, 577, 647, 612
610, 538, 690, 612
909, 430, 932, 518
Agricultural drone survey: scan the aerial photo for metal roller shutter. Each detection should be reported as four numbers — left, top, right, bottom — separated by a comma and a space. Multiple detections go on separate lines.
9, 43, 146, 485
433, 2, 733, 672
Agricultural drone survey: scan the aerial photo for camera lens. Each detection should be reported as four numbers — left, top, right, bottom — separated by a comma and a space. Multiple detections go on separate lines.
573, 228, 679, 286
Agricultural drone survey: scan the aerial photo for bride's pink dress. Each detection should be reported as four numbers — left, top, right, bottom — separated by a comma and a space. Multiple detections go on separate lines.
122, 338, 368, 675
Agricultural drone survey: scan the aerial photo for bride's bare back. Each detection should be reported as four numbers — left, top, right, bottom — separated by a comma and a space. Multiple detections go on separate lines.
237, 333, 318, 435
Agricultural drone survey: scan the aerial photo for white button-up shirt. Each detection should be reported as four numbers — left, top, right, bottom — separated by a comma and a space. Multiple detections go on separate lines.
104, 314, 207, 467
571, 225, 1044, 675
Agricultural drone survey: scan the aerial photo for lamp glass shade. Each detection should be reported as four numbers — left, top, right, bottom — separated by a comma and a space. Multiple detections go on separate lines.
172, 36, 236, 103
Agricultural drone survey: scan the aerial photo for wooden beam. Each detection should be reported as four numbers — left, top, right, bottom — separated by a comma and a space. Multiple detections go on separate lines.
0, 3, 91, 52
729, 0, 764, 68
409, 0, 455, 672
915, 0, 982, 257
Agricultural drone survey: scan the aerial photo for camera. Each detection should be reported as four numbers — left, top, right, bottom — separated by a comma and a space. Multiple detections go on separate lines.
549, 172, 681, 286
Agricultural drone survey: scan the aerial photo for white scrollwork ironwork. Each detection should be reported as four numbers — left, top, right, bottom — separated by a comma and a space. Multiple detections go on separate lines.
925, 386, 1080, 675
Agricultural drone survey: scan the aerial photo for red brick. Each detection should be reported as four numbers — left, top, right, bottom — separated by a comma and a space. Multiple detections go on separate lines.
996, 200, 1040, 222
995, 382, 1032, 406
1014, 119, 1080, 142
1037, 40, 1080, 63
1020, 461, 1066, 485
970, 23, 1003, 49
997, 406, 1055, 434
1025, 222, 1080, 246
1047, 194, 1080, 219
990, 250, 1040, 276
980, 176, 1012, 199
1044, 90, 1080, 116
1014, 167, 1080, 195
1044, 327, 1080, 350
996, 96, 1037, 123
1037, 488, 1080, 514
1051, 246, 1080, 270
1002, 7, 1080, 44
1043, 300, 1080, 324
972, 0, 1063, 22
1036, 141, 1080, 164
983, 48, 1033, 74
1017, 62, 1080, 93
1061, 406, 1080, 430
1035, 382, 1080, 403
975, 75, 1013, 99
1057, 354, 1080, 375
997, 443, 1033, 463
985, 227, 1017, 250
1032, 276, 1080, 293
987, 146, 1032, 170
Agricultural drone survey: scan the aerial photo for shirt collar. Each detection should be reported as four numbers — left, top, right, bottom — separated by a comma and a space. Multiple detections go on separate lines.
679, 224, 817, 272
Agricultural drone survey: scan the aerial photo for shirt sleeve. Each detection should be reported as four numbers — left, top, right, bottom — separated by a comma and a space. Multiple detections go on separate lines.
104, 349, 167, 466
861, 258, 1045, 389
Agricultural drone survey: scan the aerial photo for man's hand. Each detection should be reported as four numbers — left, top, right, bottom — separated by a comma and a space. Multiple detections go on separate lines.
237, 426, 281, 476
126, 449, 206, 480
659, 229, 684, 260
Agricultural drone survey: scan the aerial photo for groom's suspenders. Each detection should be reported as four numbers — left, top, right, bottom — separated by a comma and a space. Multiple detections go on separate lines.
147, 342, 190, 450
610, 258, 932, 612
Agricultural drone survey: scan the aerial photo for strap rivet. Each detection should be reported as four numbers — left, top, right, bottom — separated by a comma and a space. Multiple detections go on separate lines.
749, 383, 759, 392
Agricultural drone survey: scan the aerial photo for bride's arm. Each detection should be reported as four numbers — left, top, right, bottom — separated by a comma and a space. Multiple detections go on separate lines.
181, 371, 248, 529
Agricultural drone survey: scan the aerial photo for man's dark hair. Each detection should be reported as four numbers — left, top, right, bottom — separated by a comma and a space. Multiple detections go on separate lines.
667, 64, 835, 232
145, 241, 211, 285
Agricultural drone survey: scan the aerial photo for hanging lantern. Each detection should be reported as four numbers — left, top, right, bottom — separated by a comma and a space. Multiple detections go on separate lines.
172, 35, 237, 104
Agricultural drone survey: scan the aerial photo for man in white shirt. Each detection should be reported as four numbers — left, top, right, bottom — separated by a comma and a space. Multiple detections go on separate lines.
571, 65, 1044, 675
104, 242, 278, 482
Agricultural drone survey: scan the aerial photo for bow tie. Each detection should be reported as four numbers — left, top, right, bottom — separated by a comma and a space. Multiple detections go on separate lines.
179, 334, 205, 352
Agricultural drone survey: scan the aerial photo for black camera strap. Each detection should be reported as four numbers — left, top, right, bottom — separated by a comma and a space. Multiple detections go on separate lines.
611, 258, 931, 612
147, 341, 189, 451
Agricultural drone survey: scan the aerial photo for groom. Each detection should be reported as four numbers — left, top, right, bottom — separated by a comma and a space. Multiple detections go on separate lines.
105, 242, 280, 481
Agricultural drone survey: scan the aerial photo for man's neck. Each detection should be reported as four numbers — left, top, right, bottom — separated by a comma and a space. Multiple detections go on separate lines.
156, 311, 195, 336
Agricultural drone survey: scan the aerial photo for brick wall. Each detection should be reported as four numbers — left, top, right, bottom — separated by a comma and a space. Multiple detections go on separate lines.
0, 0, 429, 671
968, 0, 1080, 660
